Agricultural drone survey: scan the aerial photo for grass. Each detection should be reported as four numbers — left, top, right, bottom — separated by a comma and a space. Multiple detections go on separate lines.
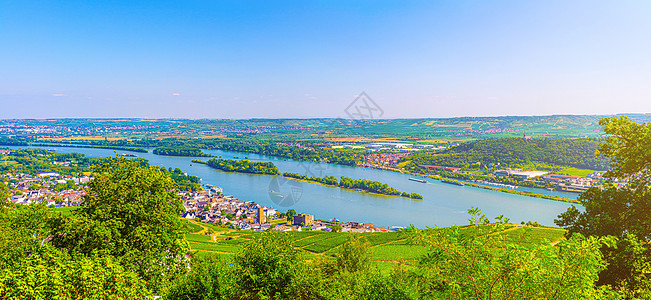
200, 221, 231, 232
361, 232, 406, 246
185, 233, 212, 243
53, 206, 77, 217
304, 234, 352, 253
181, 219, 203, 233
188, 241, 241, 253
372, 244, 429, 261
294, 232, 338, 247
181, 222, 568, 267
557, 166, 598, 177
503, 227, 566, 248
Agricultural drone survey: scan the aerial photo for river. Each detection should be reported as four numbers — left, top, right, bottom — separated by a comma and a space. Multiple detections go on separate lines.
8, 145, 581, 228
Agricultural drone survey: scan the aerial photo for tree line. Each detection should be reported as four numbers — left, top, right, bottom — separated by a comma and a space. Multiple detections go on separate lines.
39, 138, 360, 166
406, 137, 609, 171
203, 158, 280, 175
283, 172, 423, 199
153, 146, 211, 157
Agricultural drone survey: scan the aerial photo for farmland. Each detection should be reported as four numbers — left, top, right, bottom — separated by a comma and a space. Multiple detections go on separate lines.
182, 219, 568, 269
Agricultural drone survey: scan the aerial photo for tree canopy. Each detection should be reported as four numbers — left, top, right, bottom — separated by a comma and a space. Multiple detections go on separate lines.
407, 137, 609, 170
51, 155, 189, 290
555, 116, 651, 296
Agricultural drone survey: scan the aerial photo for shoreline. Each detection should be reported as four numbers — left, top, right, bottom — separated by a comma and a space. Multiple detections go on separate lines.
283, 176, 422, 200
14, 142, 581, 204
424, 175, 580, 204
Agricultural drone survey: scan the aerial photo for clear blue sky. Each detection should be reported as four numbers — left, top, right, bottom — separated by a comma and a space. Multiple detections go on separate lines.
1, 0, 650, 119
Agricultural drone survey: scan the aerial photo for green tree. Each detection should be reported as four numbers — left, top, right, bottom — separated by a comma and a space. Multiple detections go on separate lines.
233, 233, 319, 299
336, 234, 371, 273
555, 116, 651, 296
164, 255, 235, 300
0, 202, 59, 270
408, 208, 618, 299
286, 209, 297, 222
51, 155, 189, 291
0, 245, 148, 299
0, 181, 10, 213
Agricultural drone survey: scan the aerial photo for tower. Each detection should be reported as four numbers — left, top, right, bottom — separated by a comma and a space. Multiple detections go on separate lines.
257, 206, 266, 224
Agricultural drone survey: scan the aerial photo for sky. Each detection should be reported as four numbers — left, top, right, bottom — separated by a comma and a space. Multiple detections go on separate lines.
1, 0, 650, 119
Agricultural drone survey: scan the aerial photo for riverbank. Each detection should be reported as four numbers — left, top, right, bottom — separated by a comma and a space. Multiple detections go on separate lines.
425, 175, 581, 204
30, 143, 148, 153
283, 176, 424, 200
359, 164, 580, 203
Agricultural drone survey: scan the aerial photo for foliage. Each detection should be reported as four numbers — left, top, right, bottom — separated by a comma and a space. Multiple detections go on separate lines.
286, 208, 297, 222
339, 176, 401, 196
52, 180, 78, 192
204, 158, 280, 175
407, 137, 609, 170
33, 143, 149, 153
164, 255, 236, 300
555, 115, 651, 296
51, 155, 189, 291
0, 246, 148, 299
161, 166, 202, 191
0, 149, 101, 176
153, 146, 211, 157
283, 172, 338, 185
0, 181, 9, 213
336, 234, 372, 273
233, 233, 321, 299
407, 208, 619, 299
0, 202, 59, 270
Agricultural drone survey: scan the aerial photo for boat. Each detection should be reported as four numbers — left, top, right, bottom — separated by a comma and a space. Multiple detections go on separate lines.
122, 153, 138, 157
409, 178, 427, 183
441, 180, 465, 186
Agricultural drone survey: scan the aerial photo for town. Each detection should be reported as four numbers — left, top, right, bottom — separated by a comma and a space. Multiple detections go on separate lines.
3, 171, 392, 233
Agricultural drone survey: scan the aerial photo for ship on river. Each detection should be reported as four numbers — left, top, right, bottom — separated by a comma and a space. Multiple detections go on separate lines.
441, 180, 465, 186
409, 178, 427, 183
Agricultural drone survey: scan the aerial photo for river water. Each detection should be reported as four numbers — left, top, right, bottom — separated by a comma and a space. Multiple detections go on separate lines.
9, 145, 581, 228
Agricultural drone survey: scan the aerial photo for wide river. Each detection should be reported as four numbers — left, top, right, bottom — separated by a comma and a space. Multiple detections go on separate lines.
10, 145, 581, 228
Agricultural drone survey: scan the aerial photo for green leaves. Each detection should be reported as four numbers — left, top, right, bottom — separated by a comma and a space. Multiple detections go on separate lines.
0, 246, 148, 299
51, 155, 189, 292
555, 116, 651, 295
206, 158, 280, 175
408, 209, 618, 299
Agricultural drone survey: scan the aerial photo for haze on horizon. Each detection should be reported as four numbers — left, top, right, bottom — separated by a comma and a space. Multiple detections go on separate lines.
1, 1, 650, 119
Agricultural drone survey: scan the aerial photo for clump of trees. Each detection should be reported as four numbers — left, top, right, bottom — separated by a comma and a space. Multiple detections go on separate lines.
338, 176, 401, 195
339, 176, 424, 199
283, 173, 423, 199
153, 146, 211, 157
406, 137, 609, 170
283, 172, 338, 185
160, 166, 202, 191
204, 158, 280, 175
555, 116, 651, 297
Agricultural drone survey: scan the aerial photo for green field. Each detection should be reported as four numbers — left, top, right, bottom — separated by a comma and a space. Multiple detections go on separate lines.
182, 218, 568, 268
557, 166, 598, 177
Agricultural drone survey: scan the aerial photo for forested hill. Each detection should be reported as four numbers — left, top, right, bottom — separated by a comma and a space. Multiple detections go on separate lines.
407, 138, 609, 170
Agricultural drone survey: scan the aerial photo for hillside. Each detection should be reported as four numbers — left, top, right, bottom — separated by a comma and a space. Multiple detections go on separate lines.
407, 137, 609, 170
181, 218, 567, 273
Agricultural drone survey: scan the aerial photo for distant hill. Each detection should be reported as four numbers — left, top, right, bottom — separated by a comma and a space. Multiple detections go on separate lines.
407, 137, 609, 171
1, 113, 649, 144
